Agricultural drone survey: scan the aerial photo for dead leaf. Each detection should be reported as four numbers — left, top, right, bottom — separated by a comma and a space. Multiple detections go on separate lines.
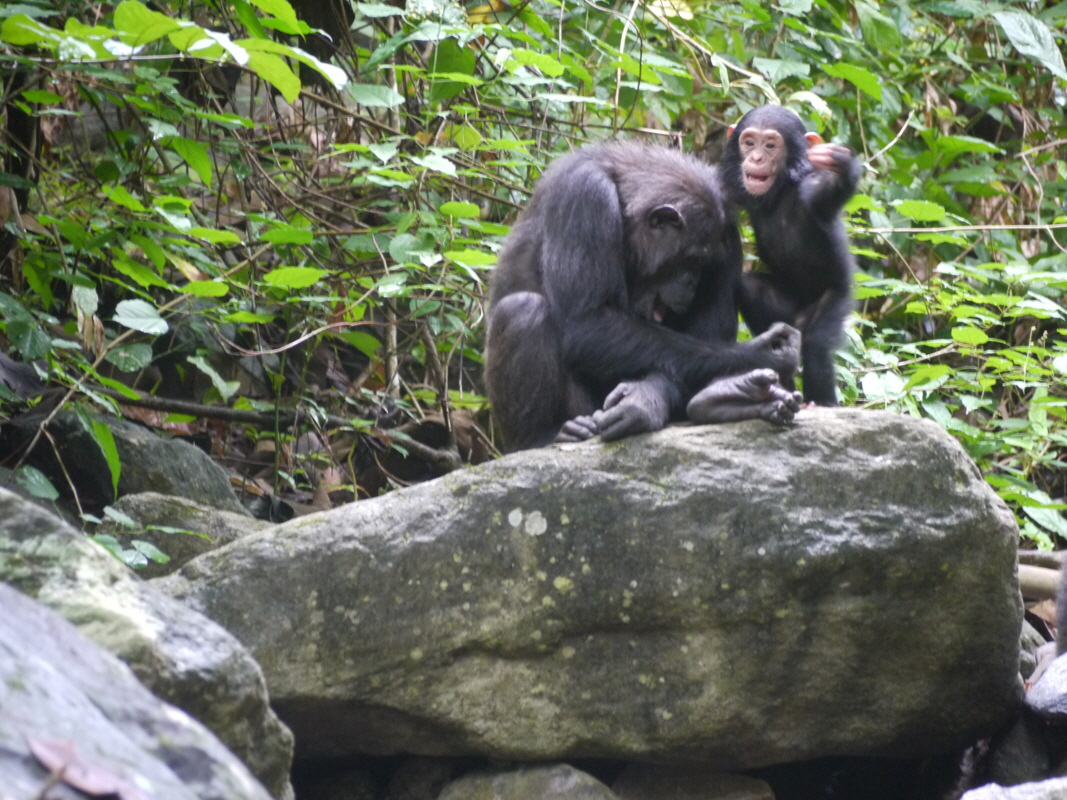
28, 737, 147, 800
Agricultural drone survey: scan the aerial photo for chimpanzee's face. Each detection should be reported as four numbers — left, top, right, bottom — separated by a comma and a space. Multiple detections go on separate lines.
737, 127, 787, 196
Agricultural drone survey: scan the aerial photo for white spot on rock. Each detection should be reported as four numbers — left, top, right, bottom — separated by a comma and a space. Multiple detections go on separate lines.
508, 508, 523, 527
524, 510, 548, 536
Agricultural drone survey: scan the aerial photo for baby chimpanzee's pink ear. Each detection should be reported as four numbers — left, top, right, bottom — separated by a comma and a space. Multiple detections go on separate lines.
805, 131, 824, 148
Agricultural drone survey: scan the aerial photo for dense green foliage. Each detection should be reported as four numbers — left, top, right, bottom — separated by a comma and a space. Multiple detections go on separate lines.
1, 0, 1065, 542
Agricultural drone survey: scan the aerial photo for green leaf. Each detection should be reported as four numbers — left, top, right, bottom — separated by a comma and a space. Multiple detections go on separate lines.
103, 505, 137, 527
993, 11, 1067, 80
822, 63, 882, 101
132, 539, 171, 563
338, 330, 382, 357
8, 320, 51, 359
103, 185, 147, 213
951, 326, 989, 345
106, 343, 153, 372
232, 0, 269, 38
895, 200, 946, 222
262, 227, 314, 244
112, 251, 169, 289
187, 355, 240, 401
114, 1, 182, 45
72, 285, 99, 317
189, 227, 242, 244
114, 299, 169, 335
87, 534, 131, 564
76, 409, 121, 498
856, 0, 902, 50
932, 135, 1002, 156
752, 58, 809, 84
180, 280, 230, 298
225, 310, 276, 323
22, 89, 64, 104
509, 49, 565, 78
246, 51, 301, 102
247, 0, 302, 33
439, 201, 480, 218
14, 465, 59, 501
239, 39, 347, 90
368, 142, 398, 163
452, 124, 482, 150
263, 266, 328, 288
844, 194, 883, 213
428, 38, 476, 103
170, 137, 212, 184
1, 14, 60, 46
348, 83, 405, 108
903, 364, 951, 391
445, 249, 496, 266
411, 154, 456, 175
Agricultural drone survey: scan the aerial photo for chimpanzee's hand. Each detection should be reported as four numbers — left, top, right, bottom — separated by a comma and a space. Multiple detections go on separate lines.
746, 321, 800, 388
555, 415, 600, 443
687, 369, 804, 426
808, 143, 854, 175
592, 379, 671, 442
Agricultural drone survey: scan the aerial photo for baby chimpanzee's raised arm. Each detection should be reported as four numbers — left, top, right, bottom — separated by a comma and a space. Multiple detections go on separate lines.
484, 142, 802, 453
720, 104, 860, 406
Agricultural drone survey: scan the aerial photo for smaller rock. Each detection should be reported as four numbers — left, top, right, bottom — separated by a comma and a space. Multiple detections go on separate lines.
0, 487, 293, 798
0, 583, 271, 800
962, 776, 1067, 799
1027, 655, 1067, 719
438, 764, 617, 800
102, 492, 269, 578
1020, 621, 1049, 682
12, 411, 247, 514
613, 763, 774, 799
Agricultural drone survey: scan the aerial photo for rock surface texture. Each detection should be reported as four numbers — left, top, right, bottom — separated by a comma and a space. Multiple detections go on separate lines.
159, 409, 1024, 769
0, 582, 271, 800
0, 488, 293, 798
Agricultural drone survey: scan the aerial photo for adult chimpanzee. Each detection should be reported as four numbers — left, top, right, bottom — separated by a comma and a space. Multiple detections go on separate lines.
484, 142, 803, 453
720, 104, 860, 406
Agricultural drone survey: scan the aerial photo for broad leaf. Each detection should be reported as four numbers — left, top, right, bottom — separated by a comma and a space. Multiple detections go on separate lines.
993, 11, 1067, 80
114, 299, 168, 335
263, 266, 328, 288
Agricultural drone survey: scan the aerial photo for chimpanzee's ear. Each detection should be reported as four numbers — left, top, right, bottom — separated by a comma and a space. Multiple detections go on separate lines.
727, 124, 737, 139
648, 205, 684, 229
805, 131, 824, 148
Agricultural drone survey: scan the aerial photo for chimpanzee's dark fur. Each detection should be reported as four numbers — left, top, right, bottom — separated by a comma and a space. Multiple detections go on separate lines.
485, 142, 800, 453
721, 105, 860, 405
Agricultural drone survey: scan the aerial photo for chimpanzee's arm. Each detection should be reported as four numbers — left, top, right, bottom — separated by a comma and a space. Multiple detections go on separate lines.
801, 144, 861, 218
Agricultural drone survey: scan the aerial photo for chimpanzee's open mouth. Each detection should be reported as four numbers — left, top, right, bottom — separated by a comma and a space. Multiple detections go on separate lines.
745, 171, 771, 191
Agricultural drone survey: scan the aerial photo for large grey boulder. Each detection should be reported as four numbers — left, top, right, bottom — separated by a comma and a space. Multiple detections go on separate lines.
158, 409, 1023, 769
0, 487, 293, 798
0, 582, 271, 800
